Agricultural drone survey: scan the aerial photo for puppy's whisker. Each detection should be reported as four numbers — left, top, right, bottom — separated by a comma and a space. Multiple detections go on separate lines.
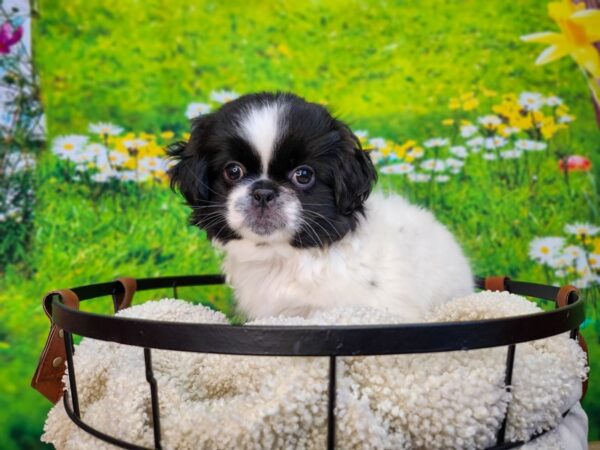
303, 215, 335, 244
198, 215, 226, 229
303, 210, 343, 240
181, 165, 227, 200
298, 218, 324, 248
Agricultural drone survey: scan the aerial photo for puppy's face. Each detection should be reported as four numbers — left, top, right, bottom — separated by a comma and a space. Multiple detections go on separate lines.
168, 93, 377, 248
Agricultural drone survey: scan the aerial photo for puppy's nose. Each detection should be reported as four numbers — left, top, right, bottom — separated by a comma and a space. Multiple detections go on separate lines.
252, 188, 277, 207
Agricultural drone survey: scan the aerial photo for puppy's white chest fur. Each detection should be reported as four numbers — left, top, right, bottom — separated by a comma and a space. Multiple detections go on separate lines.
221, 193, 473, 320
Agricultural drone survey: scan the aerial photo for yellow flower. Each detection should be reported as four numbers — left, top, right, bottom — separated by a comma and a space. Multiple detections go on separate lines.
449, 98, 461, 110
122, 158, 137, 169
592, 237, 600, 254
140, 132, 156, 141
183, 132, 191, 141
481, 87, 497, 97
557, 104, 570, 116
521, 0, 600, 77
540, 116, 560, 139
160, 131, 175, 140
442, 118, 455, 126
462, 98, 479, 111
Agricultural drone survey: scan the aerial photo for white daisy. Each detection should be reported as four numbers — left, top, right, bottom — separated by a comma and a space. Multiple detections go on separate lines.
482, 153, 497, 161
547, 253, 572, 269
134, 169, 152, 182
88, 122, 124, 136
380, 163, 414, 175
564, 222, 600, 237
407, 147, 425, 159
52, 135, 88, 161
562, 245, 585, 261
354, 130, 369, 140
115, 170, 138, 182
573, 272, 599, 289
545, 96, 563, 107
420, 159, 446, 172
500, 149, 522, 159
108, 151, 129, 166
209, 89, 240, 104
435, 175, 450, 183
445, 158, 464, 169
449, 146, 468, 158
477, 115, 502, 128
85, 143, 108, 157
368, 150, 384, 164
557, 114, 575, 124
515, 139, 546, 152
407, 173, 431, 183
450, 167, 462, 174
369, 150, 385, 164
529, 237, 565, 264
91, 170, 118, 183
588, 253, 600, 269
138, 156, 168, 172
123, 138, 148, 150
423, 137, 449, 148
518, 92, 544, 112
502, 126, 521, 136
484, 136, 507, 150
185, 102, 211, 119
466, 136, 484, 148
460, 125, 478, 138
368, 137, 387, 150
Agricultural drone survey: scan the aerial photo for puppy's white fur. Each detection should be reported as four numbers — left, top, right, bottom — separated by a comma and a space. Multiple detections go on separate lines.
237, 103, 285, 172
220, 192, 473, 320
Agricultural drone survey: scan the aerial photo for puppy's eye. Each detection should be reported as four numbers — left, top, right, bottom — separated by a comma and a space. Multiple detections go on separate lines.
224, 162, 245, 182
290, 165, 315, 188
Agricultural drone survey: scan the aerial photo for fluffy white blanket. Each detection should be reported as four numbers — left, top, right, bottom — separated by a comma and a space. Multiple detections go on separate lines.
42, 291, 588, 449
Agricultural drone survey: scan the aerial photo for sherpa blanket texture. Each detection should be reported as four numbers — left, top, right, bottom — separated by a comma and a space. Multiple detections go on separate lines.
42, 291, 588, 450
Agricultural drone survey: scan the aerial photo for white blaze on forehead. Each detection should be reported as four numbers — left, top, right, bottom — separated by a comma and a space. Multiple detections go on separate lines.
238, 102, 284, 172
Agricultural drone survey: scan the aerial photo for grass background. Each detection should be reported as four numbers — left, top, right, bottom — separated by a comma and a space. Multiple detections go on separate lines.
0, 0, 599, 448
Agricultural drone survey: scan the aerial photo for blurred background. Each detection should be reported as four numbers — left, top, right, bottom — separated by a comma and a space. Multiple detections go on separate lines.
1, 0, 599, 447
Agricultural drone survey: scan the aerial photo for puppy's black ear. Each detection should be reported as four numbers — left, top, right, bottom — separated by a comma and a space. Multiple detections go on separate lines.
167, 115, 214, 205
332, 120, 377, 215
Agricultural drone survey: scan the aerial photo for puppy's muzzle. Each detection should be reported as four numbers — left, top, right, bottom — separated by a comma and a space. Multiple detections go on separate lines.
250, 181, 279, 209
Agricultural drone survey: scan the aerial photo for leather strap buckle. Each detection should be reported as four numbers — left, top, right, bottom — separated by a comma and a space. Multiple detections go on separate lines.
31, 289, 80, 403
112, 277, 137, 312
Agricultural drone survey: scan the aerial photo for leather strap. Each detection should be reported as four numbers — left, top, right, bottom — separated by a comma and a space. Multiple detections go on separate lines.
484, 276, 509, 292
555, 285, 578, 308
31, 289, 80, 403
112, 277, 137, 311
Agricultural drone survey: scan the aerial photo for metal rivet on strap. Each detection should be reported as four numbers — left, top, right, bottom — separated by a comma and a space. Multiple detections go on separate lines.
58, 329, 64, 339
52, 357, 63, 368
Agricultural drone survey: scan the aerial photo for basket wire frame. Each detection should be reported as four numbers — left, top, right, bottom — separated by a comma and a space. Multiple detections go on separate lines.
49, 275, 585, 450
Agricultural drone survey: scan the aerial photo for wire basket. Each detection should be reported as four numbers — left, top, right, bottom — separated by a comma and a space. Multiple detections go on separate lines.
32, 275, 587, 450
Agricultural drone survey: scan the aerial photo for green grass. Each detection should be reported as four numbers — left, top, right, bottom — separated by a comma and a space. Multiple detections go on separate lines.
1, 0, 599, 448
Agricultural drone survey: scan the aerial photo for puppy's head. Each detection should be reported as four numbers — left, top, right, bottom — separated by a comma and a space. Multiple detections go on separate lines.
168, 92, 377, 248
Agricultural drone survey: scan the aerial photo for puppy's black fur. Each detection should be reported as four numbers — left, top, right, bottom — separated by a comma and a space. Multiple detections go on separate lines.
168, 92, 377, 248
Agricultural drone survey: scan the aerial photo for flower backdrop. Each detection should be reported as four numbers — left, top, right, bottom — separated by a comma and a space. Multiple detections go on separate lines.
0, 0, 599, 448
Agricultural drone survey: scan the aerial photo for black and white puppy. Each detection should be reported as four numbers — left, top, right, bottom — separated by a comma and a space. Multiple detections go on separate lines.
168, 92, 473, 320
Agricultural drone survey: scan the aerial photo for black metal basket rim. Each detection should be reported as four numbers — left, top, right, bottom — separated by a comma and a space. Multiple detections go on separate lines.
48, 274, 585, 357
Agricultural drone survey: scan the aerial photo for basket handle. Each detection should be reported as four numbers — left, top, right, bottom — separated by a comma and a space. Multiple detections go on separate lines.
31, 289, 80, 403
